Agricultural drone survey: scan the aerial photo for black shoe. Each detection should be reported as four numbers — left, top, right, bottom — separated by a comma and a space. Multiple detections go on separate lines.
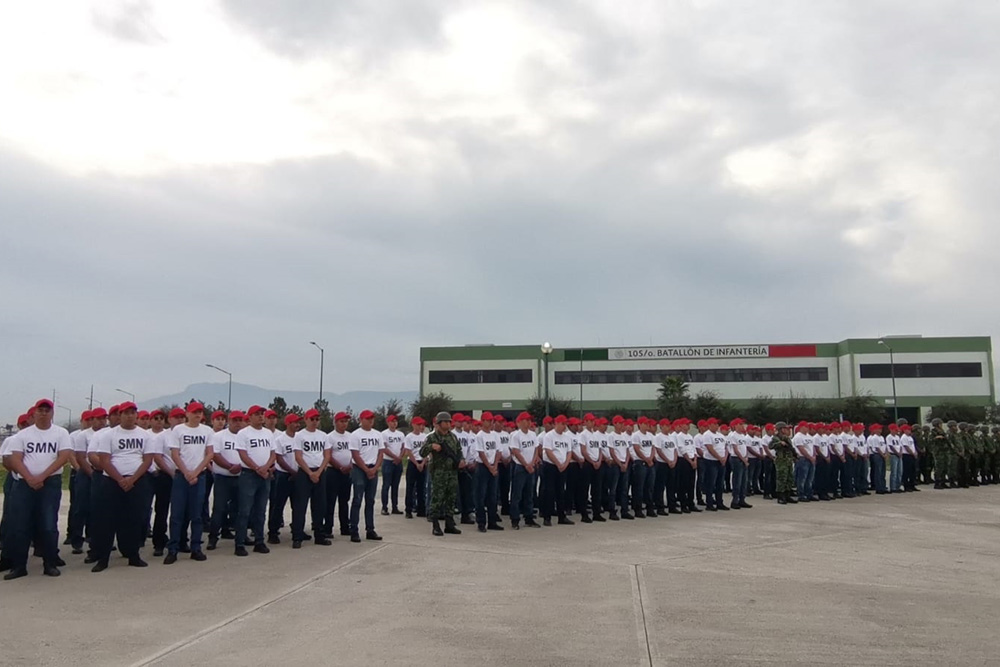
128, 556, 148, 568
689, 506, 702, 513
669, 508, 683, 515
609, 513, 620, 521
634, 511, 646, 518
543, 518, 552, 527
4, 568, 28, 580
594, 514, 607, 522
681, 507, 691, 514
207, 538, 218, 551
0, 558, 11, 572
706, 506, 718, 512
43, 565, 61, 577
381, 508, 390, 516
432, 520, 444, 536
558, 517, 575, 525
315, 537, 332, 546
153, 548, 164, 558
657, 509, 669, 517
178, 544, 191, 554
730, 503, 741, 510
53, 556, 66, 567
300, 532, 312, 541
391, 509, 403, 515
581, 516, 593, 524
777, 497, 787, 505
366, 531, 383, 541
292, 541, 302, 549
163, 553, 177, 565
511, 523, 520, 530
351, 533, 361, 543
234, 546, 249, 557
71, 545, 84, 555
444, 518, 462, 535
740, 502, 753, 509
267, 535, 280, 545
646, 510, 658, 519
524, 520, 541, 528
405, 511, 413, 519
487, 523, 504, 531
621, 512, 635, 520
221, 529, 235, 540
63, 536, 72, 546
460, 515, 476, 525
787, 496, 799, 504
190, 551, 207, 561
253, 543, 271, 554
478, 525, 487, 533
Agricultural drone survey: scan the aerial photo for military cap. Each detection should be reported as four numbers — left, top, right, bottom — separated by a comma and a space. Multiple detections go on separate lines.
896, 418, 908, 426
947, 420, 957, 427
958, 421, 968, 428
774, 421, 790, 430
931, 418, 943, 426
434, 411, 452, 423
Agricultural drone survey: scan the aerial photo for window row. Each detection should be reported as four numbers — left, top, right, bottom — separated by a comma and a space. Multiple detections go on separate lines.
428, 369, 533, 384
858, 363, 982, 379
554, 367, 830, 385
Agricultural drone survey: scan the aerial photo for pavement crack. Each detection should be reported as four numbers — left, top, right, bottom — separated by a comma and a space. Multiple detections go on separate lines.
631, 563, 654, 667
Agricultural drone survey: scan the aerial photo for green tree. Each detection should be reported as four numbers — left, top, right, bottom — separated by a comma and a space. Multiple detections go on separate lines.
744, 395, 779, 425
340, 405, 360, 431
927, 402, 986, 424
268, 396, 288, 419
656, 376, 691, 418
606, 405, 641, 420
374, 398, 409, 431
287, 405, 304, 419
409, 391, 455, 425
837, 394, 886, 424
689, 391, 735, 422
525, 395, 575, 423
314, 398, 333, 432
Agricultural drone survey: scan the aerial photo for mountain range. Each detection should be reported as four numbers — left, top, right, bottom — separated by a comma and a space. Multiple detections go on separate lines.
138, 382, 417, 414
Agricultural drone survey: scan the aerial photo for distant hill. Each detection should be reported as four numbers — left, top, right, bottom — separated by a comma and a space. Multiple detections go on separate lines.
139, 382, 417, 414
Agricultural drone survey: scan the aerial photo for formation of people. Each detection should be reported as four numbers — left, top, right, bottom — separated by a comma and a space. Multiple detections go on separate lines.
1, 399, 998, 579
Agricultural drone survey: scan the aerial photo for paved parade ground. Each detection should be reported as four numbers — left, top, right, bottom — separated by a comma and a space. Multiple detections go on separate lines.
2, 486, 999, 666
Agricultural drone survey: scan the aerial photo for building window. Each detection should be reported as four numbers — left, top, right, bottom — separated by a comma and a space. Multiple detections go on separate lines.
859, 362, 983, 379
428, 369, 533, 384
553, 367, 829, 385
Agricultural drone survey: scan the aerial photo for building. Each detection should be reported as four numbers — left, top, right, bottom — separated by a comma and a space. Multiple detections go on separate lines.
419, 336, 995, 423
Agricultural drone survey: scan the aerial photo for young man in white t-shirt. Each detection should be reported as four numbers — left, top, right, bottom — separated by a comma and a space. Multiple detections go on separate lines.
0, 412, 33, 572
349, 410, 384, 542
91, 402, 156, 571
234, 406, 276, 556
403, 417, 428, 519
269, 413, 301, 544
67, 410, 93, 554
630, 418, 657, 518
324, 412, 354, 537
674, 419, 700, 512
2, 399, 74, 580
473, 416, 504, 532
540, 416, 575, 526
867, 424, 888, 494
579, 414, 605, 522
508, 412, 541, 529
379, 414, 406, 516
291, 408, 332, 547
164, 402, 214, 564
605, 416, 633, 520
207, 411, 245, 551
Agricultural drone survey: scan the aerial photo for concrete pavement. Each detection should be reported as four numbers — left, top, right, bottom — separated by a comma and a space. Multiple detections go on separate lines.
1, 485, 999, 666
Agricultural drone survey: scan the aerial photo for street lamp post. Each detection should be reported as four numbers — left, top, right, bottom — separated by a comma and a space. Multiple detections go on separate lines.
878, 339, 899, 423
115, 388, 136, 402
58, 405, 71, 428
310, 341, 325, 403
205, 364, 233, 410
541, 342, 553, 418
85, 398, 103, 408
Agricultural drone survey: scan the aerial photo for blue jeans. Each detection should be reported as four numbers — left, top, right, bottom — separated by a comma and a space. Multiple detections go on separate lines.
168, 471, 206, 554
510, 463, 535, 525
870, 454, 887, 492
474, 464, 500, 527
794, 458, 815, 500
630, 461, 653, 513
6, 475, 62, 570
350, 465, 378, 534
209, 474, 240, 541
889, 454, 903, 491
730, 459, 747, 504
236, 470, 269, 548
268, 471, 293, 538
701, 459, 724, 508
380, 460, 403, 511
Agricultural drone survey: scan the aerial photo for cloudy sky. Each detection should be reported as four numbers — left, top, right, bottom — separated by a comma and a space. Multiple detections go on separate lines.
2, 0, 997, 422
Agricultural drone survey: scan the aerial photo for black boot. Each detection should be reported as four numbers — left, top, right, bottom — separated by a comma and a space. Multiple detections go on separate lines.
444, 516, 462, 535
432, 519, 444, 536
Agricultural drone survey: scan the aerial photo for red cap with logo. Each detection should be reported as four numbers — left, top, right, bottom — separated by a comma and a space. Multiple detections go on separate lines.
359, 410, 375, 420
284, 414, 301, 426
516, 412, 532, 422
264, 409, 278, 419
386, 414, 398, 422
169, 408, 186, 419
186, 402, 205, 414
211, 410, 226, 420
554, 415, 568, 424
304, 408, 321, 419
334, 411, 350, 422
119, 402, 138, 412
411, 416, 426, 426
246, 405, 265, 416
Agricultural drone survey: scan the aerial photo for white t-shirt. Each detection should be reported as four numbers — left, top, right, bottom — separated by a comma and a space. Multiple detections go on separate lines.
900, 434, 916, 455
71, 428, 92, 454
475, 430, 500, 465
211, 429, 243, 476
6, 424, 72, 478
581, 429, 603, 464
542, 430, 572, 466
235, 426, 275, 468
0, 431, 20, 458
168, 424, 215, 472
886, 434, 902, 455
86, 428, 106, 454
655, 432, 678, 464
294, 429, 331, 469
350, 428, 383, 466
792, 432, 814, 458
381, 428, 405, 459
497, 431, 511, 462
726, 432, 748, 459
609, 433, 631, 463
631, 431, 655, 461
842, 434, 855, 455
327, 430, 354, 468
274, 432, 298, 472
829, 434, 845, 457
815, 435, 830, 458
508, 430, 539, 465
855, 434, 867, 456
404, 432, 426, 463
459, 431, 478, 466
702, 431, 728, 462
94, 426, 155, 477
867, 434, 887, 454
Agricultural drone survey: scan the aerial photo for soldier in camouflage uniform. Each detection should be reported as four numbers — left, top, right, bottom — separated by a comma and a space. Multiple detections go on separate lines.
967, 425, 984, 486
948, 422, 967, 488
770, 422, 798, 505
978, 426, 995, 485
919, 425, 934, 484
930, 419, 950, 489
420, 412, 464, 537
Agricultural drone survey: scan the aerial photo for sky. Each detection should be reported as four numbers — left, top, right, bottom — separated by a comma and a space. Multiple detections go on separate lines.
2, 0, 998, 424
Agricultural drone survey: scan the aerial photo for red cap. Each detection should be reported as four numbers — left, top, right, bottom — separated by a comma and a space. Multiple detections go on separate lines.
493, 414, 504, 421
211, 410, 226, 420
90, 407, 108, 419
584, 413, 596, 421
80, 410, 92, 421
452, 413, 464, 422
568, 417, 582, 426
386, 414, 398, 422
506, 422, 516, 429
334, 411, 350, 422
612, 416, 625, 424
624, 419, 635, 426
730, 418, 744, 427
264, 409, 277, 419
186, 402, 205, 414
764, 423, 775, 430
150, 409, 165, 418
246, 405, 265, 416
516, 412, 532, 422
137, 410, 149, 419
16, 414, 29, 427
169, 408, 186, 419
109, 404, 122, 415
118, 401, 137, 412
284, 414, 301, 426
888, 424, 899, 431
659, 418, 671, 426
411, 416, 426, 426
901, 425, 912, 432
34, 398, 54, 411
304, 408, 321, 419
229, 411, 245, 420
871, 424, 882, 431
359, 409, 375, 420
597, 417, 609, 425
853, 423, 864, 431
472, 420, 482, 427
707, 418, 720, 425
554, 415, 568, 424
542, 416, 553, 425
480, 412, 493, 421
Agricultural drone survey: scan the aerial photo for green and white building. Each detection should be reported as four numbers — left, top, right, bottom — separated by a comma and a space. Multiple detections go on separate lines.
419, 336, 995, 423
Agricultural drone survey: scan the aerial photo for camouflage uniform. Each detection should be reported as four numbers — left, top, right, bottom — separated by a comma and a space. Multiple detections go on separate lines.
980, 427, 997, 484
967, 427, 984, 486
990, 428, 1000, 484
930, 420, 950, 488
948, 423, 967, 488
421, 428, 463, 526
770, 425, 797, 504
919, 426, 934, 483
